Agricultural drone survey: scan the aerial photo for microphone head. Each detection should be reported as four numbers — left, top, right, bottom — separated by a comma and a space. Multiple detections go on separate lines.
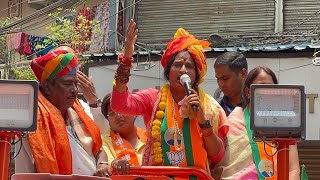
180, 74, 191, 85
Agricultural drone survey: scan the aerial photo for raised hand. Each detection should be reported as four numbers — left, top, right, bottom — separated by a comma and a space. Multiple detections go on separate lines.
124, 19, 138, 59
77, 71, 98, 105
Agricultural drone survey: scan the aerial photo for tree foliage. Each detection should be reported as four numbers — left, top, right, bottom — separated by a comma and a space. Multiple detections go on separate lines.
0, 18, 12, 64
44, 8, 100, 53
11, 65, 36, 80
4, 7, 99, 80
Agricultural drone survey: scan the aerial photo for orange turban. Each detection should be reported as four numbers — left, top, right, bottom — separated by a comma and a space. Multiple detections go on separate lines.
161, 28, 211, 84
30, 47, 79, 83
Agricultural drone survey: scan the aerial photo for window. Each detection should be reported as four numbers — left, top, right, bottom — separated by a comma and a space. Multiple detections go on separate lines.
8, 0, 20, 18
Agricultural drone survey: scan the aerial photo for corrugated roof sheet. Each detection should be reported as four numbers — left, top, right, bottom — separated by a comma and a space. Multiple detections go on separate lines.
82, 43, 320, 58
210, 43, 320, 52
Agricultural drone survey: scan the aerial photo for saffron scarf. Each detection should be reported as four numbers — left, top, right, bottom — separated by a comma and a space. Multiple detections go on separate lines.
111, 127, 147, 165
244, 106, 277, 180
142, 87, 228, 180
160, 89, 212, 180
28, 92, 102, 174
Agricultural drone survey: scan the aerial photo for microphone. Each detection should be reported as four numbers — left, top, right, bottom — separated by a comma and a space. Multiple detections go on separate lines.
180, 74, 198, 111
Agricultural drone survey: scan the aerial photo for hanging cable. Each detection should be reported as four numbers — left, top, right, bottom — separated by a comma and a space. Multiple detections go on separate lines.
3, 0, 143, 66
0, 0, 76, 33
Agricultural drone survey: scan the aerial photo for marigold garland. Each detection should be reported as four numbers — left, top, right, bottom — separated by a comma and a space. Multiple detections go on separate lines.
151, 83, 169, 164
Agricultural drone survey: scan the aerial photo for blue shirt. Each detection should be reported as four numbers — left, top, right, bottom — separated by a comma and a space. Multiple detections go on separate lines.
218, 96, 245, 116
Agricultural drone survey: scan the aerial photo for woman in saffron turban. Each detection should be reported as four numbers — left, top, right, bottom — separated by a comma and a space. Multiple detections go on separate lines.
110, 20, 228, 179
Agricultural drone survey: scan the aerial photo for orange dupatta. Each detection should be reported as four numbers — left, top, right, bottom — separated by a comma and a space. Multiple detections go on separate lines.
28, 92, 102, 174
162, 89, 207, 169
111, 127, 147, 165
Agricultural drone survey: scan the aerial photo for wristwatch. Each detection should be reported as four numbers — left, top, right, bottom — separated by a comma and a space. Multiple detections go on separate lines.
198, 120, 212, 129
89, 99, 102, 108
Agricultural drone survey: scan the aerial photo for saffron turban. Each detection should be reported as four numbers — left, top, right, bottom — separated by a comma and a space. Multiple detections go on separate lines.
30, 46, 79, 83
161, 28, 211, 84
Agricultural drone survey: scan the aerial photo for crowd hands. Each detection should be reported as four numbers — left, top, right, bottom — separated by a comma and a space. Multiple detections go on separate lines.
14, 19, 301, 180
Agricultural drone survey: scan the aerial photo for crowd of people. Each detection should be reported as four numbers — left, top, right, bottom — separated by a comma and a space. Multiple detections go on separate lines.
14, 19, 302, 180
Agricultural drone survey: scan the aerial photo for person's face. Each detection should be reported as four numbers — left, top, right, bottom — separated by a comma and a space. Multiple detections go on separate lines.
264, 163, 272, 172
44, 74, 78, 113
215, 64, 246, 98
168, 51, 197, 92
245, 70, 275, 100
107, 106, 135, 134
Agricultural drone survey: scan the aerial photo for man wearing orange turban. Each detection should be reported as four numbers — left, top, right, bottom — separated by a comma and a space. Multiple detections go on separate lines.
15, 47, 111, 177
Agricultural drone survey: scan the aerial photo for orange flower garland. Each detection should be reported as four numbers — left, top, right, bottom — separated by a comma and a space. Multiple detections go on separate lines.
151, 84, 169, 164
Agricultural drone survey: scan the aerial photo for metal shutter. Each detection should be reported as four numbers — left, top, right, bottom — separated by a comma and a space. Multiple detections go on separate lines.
298, 140, 320, 180
136, 0, 275, 44
284, 0, 320, 34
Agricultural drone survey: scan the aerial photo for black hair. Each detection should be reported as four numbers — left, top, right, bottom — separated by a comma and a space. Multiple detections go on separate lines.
101, 93, 111, 119
163, 50, 200, 84
243, 66, 278, 104
214, 51, 248, 74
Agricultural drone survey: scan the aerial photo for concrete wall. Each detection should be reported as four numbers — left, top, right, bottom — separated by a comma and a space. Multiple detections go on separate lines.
88, 56, 320, 140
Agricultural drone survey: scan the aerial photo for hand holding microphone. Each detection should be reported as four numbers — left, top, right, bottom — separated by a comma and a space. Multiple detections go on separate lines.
180, 74, 199, 111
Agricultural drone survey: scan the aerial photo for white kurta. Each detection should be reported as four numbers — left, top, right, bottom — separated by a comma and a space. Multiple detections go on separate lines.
15, 126, 97, 175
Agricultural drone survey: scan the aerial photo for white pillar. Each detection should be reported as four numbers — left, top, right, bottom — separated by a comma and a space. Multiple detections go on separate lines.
275, 0, 284, 33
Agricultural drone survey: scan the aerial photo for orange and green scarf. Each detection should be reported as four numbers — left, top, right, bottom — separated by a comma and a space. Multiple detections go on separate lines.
244, 106, 277, 180
160, 89, 208, 180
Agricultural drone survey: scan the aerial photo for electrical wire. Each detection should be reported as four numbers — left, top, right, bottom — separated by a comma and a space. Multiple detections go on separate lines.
256, 133, 292, 158
1, 0, 121, 35
3, 1, 86, 60
11, 133, 26, 160
252, 8, 320, 44
12, 139, 22, 160
2, 0, 142, 66
0, 1, 85, 35
283, 9, 320, 35
3, 0, 120, 55
0, 0, 76, 33
255, 132, 279, 157
13, 132, 25, 145
5, 0, 312, 75
279, 63, 313, 72
95, 0, 141, 26
19, 0, 95, 32
263, 141, 279, 157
